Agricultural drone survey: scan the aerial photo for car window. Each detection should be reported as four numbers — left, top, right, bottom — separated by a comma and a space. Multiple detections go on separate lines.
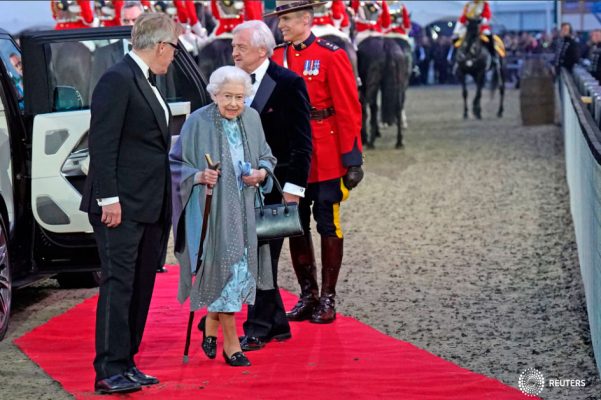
47, 39, 200, 111
0, 39, 24, 112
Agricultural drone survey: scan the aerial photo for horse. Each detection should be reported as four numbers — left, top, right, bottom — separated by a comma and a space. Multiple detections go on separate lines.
453, 18, 505, 119
357, 36, 408, 149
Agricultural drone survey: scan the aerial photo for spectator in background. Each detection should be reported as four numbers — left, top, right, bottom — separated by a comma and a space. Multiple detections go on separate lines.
415, 36, 431, 85
587, 29, 601, 82
554, 22, 580, 75
121, 1, 144, 26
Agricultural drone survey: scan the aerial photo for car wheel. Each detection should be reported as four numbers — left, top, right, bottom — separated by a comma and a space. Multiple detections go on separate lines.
56, 270, 101, 289
0, 215, 12, 341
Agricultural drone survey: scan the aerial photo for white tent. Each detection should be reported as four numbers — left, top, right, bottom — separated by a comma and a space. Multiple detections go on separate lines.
0, 1, 53, 34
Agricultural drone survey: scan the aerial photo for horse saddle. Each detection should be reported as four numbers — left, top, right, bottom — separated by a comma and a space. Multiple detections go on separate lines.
454, 34, 506, 58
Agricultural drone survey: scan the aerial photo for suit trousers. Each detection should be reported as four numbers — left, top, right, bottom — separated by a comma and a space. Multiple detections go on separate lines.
90, 213, 169, 380
243, 238, 291, 338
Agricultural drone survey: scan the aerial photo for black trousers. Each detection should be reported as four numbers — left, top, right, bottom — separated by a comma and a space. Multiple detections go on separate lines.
90, 213, 169, 380
243, 238, 290, 338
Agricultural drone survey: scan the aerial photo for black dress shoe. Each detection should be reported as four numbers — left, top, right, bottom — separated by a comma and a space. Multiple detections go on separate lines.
239, 331, 291, 352
198, 315, 217, 359
94, 374, 141, 394
223, 350, 251, 367
239, 336, 266, 352
156, 266, 168, 273
124, 367, 159, 386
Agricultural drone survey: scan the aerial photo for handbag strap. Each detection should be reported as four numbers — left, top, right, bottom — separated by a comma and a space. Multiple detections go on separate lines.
256, 169, 291, 215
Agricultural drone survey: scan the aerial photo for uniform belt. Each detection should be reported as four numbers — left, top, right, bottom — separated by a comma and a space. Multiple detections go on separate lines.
310, 107, 335, 121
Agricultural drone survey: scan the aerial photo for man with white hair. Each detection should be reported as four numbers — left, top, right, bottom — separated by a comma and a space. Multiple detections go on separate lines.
231, 20, 312, 351
80, 13, 179, 394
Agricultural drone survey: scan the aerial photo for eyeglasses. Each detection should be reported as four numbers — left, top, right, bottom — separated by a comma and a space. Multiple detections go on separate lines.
159, 41, 180, 56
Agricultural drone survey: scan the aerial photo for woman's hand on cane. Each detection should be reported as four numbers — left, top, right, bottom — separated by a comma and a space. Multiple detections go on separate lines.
196, 168, 220, 186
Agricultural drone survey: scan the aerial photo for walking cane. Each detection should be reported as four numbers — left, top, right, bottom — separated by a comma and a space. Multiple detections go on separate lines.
183, 154, 220, 363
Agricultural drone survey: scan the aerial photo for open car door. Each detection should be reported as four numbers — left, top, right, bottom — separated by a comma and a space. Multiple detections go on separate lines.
20, 27, 209, 235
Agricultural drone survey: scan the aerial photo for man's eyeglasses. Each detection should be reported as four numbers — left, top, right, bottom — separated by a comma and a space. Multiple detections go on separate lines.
160, 41, 180, 56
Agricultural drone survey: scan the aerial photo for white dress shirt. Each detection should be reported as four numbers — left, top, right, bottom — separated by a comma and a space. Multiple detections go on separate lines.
246, 59, 305, 198
97, 51, 170, 206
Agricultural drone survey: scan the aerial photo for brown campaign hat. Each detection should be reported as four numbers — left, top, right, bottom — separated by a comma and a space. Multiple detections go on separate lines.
264, 1, 328, 17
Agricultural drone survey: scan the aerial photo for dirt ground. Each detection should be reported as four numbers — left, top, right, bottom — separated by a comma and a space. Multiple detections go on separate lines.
1, 86, 599, 399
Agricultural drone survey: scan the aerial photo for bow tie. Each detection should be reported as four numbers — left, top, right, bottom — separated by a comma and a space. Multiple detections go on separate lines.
148, 71, 156, 86
250, 73, 256, 85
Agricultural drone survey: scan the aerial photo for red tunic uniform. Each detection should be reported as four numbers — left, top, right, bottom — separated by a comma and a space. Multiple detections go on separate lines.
272, 34, 363, 183
351, 0, 390, 34
51, 0, 94, 30
96, 0, 120, 27
175, 0, 199, 25
387, 2, 411, 35
211, 0, 262, 36
313, 1, 349, 31
458, 1, 492, 34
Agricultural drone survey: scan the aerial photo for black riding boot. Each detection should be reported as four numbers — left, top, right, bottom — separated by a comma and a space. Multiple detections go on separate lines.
286, 232, 319, 321
311, 236, 343, 324
487, 34, 497, 65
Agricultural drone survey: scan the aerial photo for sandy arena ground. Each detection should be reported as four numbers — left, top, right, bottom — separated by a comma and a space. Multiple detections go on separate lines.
0, 86, 599, 399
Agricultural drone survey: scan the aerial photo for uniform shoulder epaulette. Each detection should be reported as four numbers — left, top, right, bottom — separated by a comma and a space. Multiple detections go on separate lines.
274, 42, 287, 50
316, 38, 340, 52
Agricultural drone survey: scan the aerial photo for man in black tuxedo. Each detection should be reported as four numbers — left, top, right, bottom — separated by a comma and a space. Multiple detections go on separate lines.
231, 20, 312, 351
80, 13, 178, 394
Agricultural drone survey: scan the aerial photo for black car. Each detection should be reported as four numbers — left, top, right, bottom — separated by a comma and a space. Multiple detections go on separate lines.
0, 26, 209, 340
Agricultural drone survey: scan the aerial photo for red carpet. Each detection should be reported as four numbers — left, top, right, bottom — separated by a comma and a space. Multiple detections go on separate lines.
15, 265, 533, 399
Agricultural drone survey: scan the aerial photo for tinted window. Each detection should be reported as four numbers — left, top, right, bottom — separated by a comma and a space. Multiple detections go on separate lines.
47, 39, 199, 111
0, 39, 23, 111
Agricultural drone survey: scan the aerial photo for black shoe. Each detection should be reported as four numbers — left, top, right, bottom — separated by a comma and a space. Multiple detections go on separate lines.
156, 266, 168, 273
94, 374, 141, 394
198, 315, 217, 359
124, 367, 159, 386
239, 336, 266, 352
239, 331, 291, 351
223, 350, 251, 367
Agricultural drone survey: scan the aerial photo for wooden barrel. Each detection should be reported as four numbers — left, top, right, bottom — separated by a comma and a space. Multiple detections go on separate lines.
520, 58, 555, 126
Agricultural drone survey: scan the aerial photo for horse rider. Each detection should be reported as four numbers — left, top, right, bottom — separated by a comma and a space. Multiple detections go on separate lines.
174, 0, 209, 55
311, 1, 350, 37
452, 0, 497, 64
51, 0, 95, 30
174, 0, 208, 37
385, 1, 411, 45
211, 0, 263, 37
350, 0, 390, 46
268, 0, 364, 324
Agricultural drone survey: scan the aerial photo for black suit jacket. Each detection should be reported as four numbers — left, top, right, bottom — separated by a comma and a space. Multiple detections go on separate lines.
251, 60, 312, 202
80, 54, 171, 223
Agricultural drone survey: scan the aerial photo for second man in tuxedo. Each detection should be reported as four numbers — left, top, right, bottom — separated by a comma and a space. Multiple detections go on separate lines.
231, 20, 312, 351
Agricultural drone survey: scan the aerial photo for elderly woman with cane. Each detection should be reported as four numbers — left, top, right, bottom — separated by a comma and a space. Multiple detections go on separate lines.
170, 65, 276, 367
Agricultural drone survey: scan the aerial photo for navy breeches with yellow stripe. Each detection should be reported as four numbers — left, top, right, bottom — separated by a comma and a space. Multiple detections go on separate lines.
299, 178, 350, 238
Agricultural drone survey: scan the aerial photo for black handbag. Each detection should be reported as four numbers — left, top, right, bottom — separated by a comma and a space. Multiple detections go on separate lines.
255, 169, 304, 241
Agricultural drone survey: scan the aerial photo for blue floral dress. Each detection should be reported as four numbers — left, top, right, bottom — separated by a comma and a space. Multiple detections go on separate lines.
207, 117, 256, 313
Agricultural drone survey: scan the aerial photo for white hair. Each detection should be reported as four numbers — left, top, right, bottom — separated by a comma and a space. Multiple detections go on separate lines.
206, 66, 253, 101
233, 20, 277, 57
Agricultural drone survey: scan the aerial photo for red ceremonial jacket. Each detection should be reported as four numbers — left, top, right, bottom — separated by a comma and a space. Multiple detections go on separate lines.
458, 1, 492, 34
211, 0, 262, 36
351, 0, 390, 33
52, 0, 94, 30
272, 33, 363, 183
388, 3, 411, 35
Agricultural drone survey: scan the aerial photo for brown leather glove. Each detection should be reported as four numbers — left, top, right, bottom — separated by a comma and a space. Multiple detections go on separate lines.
343, 166, 364, 190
